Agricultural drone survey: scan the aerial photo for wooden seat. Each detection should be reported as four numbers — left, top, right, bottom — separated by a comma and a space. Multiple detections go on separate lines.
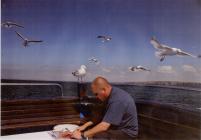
1, 98, 82, 135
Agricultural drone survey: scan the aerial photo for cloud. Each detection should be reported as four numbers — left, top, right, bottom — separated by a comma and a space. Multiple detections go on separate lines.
157, 66, 176, 74
182, 65, 197, 73
100, 66, 112, 73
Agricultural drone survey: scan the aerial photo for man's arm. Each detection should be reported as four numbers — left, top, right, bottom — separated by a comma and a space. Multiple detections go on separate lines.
83, 121, 110, 138
71, 121, 110, 139
77, 121, 94, 132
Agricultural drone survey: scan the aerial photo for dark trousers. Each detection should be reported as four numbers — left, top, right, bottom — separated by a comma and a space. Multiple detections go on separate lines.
92, 130, 137, 140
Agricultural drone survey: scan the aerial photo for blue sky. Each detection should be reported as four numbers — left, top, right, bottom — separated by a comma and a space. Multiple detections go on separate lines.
1, 0, 201, 82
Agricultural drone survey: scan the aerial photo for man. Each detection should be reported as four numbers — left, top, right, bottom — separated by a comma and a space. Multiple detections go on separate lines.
62, 76, 138, 139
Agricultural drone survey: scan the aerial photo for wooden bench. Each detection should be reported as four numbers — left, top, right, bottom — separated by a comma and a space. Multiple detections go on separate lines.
1, 98, 83, 135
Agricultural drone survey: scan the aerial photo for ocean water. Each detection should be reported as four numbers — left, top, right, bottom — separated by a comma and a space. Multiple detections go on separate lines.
1, 79, 201, 111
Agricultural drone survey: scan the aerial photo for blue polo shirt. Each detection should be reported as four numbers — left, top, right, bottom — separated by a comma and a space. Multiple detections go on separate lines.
102, 86, 138, 137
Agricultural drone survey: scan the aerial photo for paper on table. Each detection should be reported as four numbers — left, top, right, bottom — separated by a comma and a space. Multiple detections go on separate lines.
53, 124, 79, 132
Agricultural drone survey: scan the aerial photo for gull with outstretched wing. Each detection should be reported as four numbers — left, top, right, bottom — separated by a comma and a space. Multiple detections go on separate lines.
150, 36, 197, 61
129, 65, 151, 72
88, 57, 100, 65
2, 21, 24, 28
15, 31, 43, 47
97, 35, 112, 42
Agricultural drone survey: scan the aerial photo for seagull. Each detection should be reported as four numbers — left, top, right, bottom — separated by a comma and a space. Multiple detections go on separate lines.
150, 36, 197, 62
1, 21, 24, 28
15, 31, 43, 47
88, 57, 100, 65
72, 65, 87, 82
129, 65, 151, 72
97, 35, 112, 42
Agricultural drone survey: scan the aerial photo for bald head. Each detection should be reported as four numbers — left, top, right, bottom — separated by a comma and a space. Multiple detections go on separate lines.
91, 77, 112, 101
92, 77, 110, 89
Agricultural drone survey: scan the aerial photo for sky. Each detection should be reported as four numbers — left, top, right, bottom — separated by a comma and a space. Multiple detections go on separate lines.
1, 0, 201, 82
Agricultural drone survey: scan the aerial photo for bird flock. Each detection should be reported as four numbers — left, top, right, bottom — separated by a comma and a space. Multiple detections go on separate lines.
1, 21, 43, 47
71, 35, 200, 82
2, 21, 200, 82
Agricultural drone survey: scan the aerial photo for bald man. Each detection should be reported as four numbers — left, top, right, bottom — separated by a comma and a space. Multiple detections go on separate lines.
63, 77, 138, 139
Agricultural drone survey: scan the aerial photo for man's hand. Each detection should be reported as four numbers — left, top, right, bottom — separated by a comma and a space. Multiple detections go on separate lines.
76, 126, 85, 132
71, 130, 82, 139
59, 131, 72, 138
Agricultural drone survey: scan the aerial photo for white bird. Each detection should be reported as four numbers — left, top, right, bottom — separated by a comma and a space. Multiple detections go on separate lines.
15, 31, 43, 47
88, 57, 100, 65
97, 35, 112, 42
1, 21, 24, 28
150, 36, 197, 62
129, 65, 151, 72
72, 65, 87, 82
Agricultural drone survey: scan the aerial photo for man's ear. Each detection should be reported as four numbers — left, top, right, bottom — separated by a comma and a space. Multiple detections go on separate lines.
102, 88, 107, 95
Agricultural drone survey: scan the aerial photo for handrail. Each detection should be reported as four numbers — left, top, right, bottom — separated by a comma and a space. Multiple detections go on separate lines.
1, 83, 64, 97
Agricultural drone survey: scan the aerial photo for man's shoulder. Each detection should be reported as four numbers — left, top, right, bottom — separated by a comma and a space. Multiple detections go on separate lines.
112, 86, 129, 95
111, 86, 132, 101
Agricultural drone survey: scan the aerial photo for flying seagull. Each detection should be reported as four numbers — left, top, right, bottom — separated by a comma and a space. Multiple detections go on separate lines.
129, 65, 151, 72
97, 35, 112, 42
88, 57, 100, 65
15, 31, 43, 47
150, 36, 197, 62
1, 21, 24, 28
72, 65, 87, 82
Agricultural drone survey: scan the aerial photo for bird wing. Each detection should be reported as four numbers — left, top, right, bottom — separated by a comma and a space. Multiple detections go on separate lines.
150, 38, 164, 50
97, 35, 105, 39
161, 44, 174, 51
106, 36, 112, 40
88, 58, 95, 63
15, 31, 26, 40
11, 23, 24, 28
150, 37, 173, 51
129, 67, 135, 71
28, 40, 43, 43
1, 22, 6, 26
177, 50, 196, 58
89, 57, 95, 60
140, 67, 146, 70
142, 67, 151, 71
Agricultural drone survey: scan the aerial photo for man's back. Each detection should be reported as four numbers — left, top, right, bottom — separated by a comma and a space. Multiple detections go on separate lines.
103, 86, 138, 137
